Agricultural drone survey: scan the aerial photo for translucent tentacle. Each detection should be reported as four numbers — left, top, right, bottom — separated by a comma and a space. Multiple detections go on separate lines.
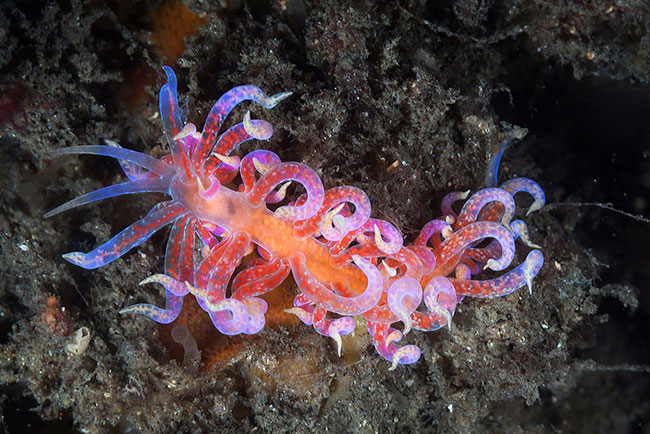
441, 190, 470, 219
205, 232, 251, 305
153, 215, 195, 322
386, 277, 422, 335
136, 274, 187, 296
159, 66, 192, 181
201, 112, 274, 176
329, 276, 420, 326
367, 321, 421, 371
289, 252, 382, 316
166, 216, 196, 285
463, 239, 502, 265
119, 216, 195, 323
195, 234, 233, 289
450, 249, 544, 297
51, 144, 170, 176
312, 305, 356, 357
120, 274, 186, 323
510, 219, 541, 249
371, 219, 403, 255
104, 139, 151, 180
203, 232, 254, 334
389, 247, 424, 280
454, 263, 470, 304
330, 218, 403, 257
240, 150, 282, 193
241, 297, 269, 334
62, 201, 187, 269
231, 258, 291, 300
44, 177, 170, 218
295, 186, 371, 241
330, 242, 383, 268
193, 85, 292, 169
168, 275, 258, 336
247, 162, 325, 220
414, 219, 452, 247
436, 221, 515, 272
411, 277, 457, 332
456, 188, 516, 229
197, 175, 221, 199
285, 296, 315, 326
485, 137, 512, 187
500, 178, 546, 215
206, 299, 250, 335
407, 245, 436, 275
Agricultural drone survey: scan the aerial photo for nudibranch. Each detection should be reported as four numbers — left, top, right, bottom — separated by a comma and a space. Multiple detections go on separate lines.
45, 67, 545, 369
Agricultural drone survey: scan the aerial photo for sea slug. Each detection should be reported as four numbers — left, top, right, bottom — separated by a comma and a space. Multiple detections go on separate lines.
45, 67, 544, 369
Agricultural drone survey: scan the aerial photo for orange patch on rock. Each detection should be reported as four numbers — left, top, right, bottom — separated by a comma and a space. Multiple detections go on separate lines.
149, 0, 206, 63
42, 295, 70, 337
121, 0, 206, 111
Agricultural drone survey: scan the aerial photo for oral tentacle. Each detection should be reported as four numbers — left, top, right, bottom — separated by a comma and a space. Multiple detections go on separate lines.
44, 177, 170, 218
51, 144, 170, 176
61, 201, 186, 269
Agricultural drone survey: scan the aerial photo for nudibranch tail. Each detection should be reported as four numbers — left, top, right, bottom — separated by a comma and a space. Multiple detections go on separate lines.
46, 66, 546, 369
485, 137, 512, 188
